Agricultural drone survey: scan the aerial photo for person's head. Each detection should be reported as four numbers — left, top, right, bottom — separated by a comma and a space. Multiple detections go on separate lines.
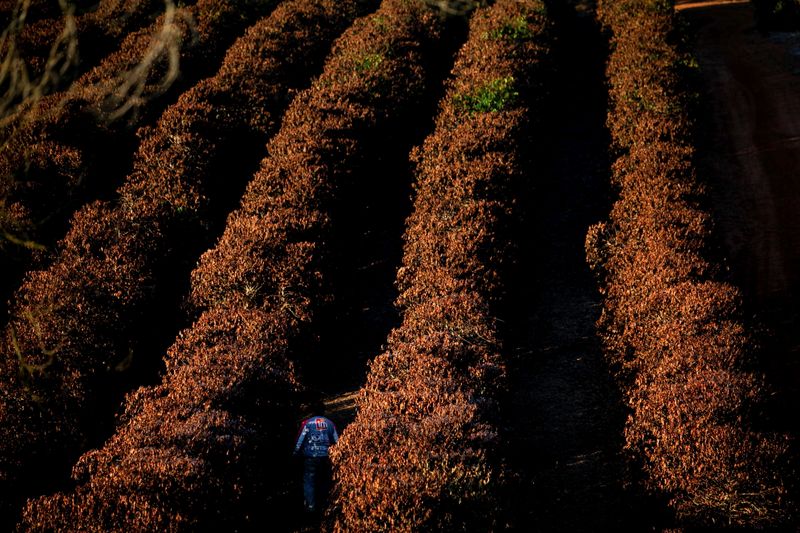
301, 396, 325, 418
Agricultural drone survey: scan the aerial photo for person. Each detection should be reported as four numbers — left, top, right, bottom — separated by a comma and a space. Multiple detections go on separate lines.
293, 401, 338, 514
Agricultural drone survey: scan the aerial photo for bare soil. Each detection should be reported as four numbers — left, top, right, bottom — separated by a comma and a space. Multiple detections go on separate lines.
681, 1, 800, 423
504, 6, 672, 531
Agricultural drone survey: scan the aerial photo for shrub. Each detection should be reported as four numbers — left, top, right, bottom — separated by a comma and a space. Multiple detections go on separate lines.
588, 0, 793, 526
3, 0, 173, 87
0, 0, 279, 314
20, 0, 448, 529
0, 0, 86, 28
0, 0, 373, 527
331, 1, 554, 530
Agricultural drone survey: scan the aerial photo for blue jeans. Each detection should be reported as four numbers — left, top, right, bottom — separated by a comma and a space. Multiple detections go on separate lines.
303, 456, 330, 512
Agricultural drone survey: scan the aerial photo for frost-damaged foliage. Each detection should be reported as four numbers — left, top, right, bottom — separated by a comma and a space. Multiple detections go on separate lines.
20, 0, 445, 530
586, 0, 793, 526
1, 0, 176, 101
331, 1, 553, 530
0, 0, 277, 310
0, 0, 80, 121
0, 0, 89, 28
0, 0, 374, 527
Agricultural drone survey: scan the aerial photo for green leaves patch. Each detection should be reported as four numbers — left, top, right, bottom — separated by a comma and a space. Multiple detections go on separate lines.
454, 76, 518, 114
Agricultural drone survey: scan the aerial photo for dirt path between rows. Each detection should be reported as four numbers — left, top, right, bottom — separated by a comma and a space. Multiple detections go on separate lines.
681, 1, 800, 416
504, 7, 671, 531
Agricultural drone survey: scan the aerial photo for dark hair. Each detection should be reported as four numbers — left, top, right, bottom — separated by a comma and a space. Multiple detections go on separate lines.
302, 396, 325, 417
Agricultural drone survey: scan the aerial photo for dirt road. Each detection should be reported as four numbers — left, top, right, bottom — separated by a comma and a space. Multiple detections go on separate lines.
680, 1, 800, 405
683, 1, 800, 311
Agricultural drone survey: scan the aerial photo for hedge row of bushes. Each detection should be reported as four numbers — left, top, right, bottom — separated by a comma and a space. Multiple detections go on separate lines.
0, 0, 86, 28
9, 0, 172, 81
0, 0, 278, 311
587, 0, 792, 526
0, 0, 375, 527
330, 1, 553, 530
19, 0, 446, 529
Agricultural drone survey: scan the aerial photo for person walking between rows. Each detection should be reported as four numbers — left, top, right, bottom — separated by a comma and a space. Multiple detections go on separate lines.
293, 402, 339, 514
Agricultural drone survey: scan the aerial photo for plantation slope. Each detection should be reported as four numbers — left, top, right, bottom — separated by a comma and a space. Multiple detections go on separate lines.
682, 0, 800, 403
20, 0, 445, 529
8, 0, 179, 85
504, 6, 665, 531
0, 0, 276, 320
1, 0, 368, 528
0, 0, 88, 28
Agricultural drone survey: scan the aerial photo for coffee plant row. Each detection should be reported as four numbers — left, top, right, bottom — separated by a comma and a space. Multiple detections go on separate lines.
0, 0, 278, 314
0, 0, 87, 29
331, 0, 554, 530
20, 0, 447, 529
4, 0, 169, 83
0, 0, 374, 526
586, 0, 793, 526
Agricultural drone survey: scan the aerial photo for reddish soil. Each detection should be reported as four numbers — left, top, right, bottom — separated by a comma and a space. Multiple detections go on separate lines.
682, 2, 800, 416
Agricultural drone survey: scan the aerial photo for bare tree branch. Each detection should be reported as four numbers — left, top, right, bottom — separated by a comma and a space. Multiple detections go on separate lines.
0, 0, 78, 128
96, 0, 193, 123
420, 0, 485, 16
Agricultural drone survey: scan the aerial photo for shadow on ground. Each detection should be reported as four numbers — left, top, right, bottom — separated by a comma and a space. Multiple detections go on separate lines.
504, 4, 673, 531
